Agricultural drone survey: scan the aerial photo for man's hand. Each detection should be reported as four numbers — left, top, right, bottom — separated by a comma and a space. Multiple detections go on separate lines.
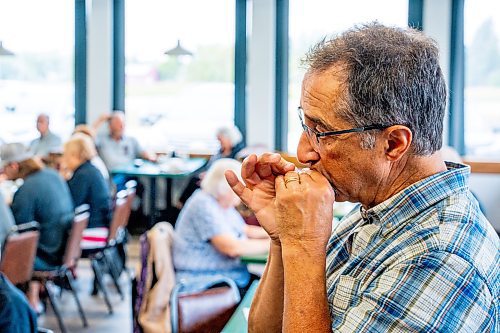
275, 169, 335, 249
225, 153, 295, 241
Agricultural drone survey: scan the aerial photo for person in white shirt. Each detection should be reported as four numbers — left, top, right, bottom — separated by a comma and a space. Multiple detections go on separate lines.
29, 113, 62, 157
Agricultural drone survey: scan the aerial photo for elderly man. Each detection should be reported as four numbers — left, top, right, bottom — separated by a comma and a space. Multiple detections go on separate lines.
94, 111, 155, 171
226, 24, 499, 332
29, 113, 62, 157
94, 111, 155, 190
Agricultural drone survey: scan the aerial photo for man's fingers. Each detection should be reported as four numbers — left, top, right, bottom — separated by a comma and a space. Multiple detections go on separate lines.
241, 154, 261, 186
306, 169, 330, 184
275, 175, 286, 193
283, 171, 301, 188
257, 153, 296, 177
225, 170, 252, 204
298, 169, 314, 182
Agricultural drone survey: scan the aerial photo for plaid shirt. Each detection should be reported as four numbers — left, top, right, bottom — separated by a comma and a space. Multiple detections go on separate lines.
326, 163, 499, 332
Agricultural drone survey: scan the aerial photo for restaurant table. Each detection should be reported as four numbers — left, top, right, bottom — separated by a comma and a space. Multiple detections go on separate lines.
221, 280, 259, 333
240, 253, 268, 265
111, 158, 206, 227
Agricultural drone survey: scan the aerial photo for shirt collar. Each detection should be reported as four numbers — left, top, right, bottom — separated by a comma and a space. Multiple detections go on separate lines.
338, 162, 470, 237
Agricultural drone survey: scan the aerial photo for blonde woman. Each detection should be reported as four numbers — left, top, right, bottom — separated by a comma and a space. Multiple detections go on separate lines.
73, 124, 109, 181
62, 134, 112, 248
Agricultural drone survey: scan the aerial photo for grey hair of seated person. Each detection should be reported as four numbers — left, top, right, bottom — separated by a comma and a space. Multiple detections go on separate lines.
200, 158, 242, 199
216, 126, 243, 147
110, 110, 126, 121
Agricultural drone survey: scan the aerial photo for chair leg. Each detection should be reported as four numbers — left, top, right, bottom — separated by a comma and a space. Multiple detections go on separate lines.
91, 257, 113, 314
46, 281, 67, 333
91, 276, 99, 296
65, 270, 88, 327
103, 248, 124, 300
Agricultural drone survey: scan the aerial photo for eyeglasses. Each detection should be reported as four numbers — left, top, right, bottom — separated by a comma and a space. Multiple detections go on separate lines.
298, 106, 391, 145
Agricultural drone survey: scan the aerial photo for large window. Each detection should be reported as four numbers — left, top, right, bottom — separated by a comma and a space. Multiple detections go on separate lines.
125, 0, 235, 154
0, 0, 74, 145
287, 1, 408, 153
464, 0, 500, 158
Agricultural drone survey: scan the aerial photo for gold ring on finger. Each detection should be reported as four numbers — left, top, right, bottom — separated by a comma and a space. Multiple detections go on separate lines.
284, 177, 299, 185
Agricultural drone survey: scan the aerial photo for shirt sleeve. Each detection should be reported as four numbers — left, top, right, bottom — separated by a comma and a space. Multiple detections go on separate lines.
0, 193, 15, 227
331, 252, 495, 332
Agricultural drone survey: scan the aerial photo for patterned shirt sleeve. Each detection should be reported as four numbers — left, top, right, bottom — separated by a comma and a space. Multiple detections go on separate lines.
332, 252, 496, 332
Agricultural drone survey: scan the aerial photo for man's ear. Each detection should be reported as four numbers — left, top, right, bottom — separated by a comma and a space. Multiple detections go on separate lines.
383, 125, 412, 161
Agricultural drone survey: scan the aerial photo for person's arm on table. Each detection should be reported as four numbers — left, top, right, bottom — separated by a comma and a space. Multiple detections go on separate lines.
226, 153, 295, 332
211, 234, 269, 257
244, 224, 269, 239
275, 170, 334, 333
140, 151, 157, 162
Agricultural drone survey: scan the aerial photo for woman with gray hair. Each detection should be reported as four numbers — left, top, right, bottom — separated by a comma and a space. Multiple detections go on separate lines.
214, 125, 244, 160
173, 158, 268, 292
178, 125, 245, 206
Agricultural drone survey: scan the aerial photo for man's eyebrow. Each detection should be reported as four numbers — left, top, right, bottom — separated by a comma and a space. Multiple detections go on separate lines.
303, 112, 335, 131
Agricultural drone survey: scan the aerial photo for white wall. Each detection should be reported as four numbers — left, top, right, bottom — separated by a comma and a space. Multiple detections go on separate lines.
423, 0, 452, 144
86, 0, 113, 126
470, 174, 500, 231
424, 0, 500, 230
246, 0, 276, 149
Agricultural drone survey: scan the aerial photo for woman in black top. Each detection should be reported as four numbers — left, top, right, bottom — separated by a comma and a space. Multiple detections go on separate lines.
178, 126, 245, 206
62, 134, 112, 248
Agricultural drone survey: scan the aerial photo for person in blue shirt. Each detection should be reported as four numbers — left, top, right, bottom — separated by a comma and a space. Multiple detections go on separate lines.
0, 142, 74, 312
173, 158, 268, 292
0, 273, 37, 333
0, 191, 15, 247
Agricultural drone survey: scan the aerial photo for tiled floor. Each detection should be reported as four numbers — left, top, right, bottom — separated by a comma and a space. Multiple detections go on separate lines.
37, 238, 140, 333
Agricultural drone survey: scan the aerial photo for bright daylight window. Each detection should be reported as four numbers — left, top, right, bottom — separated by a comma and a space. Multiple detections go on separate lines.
464, 0, 500, 158
0, 0, 74, 145
125, 0, 235, 155
287, 0, 409, 153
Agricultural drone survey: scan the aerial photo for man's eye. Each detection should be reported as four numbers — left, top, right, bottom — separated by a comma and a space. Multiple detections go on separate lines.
315, 125, 328, 132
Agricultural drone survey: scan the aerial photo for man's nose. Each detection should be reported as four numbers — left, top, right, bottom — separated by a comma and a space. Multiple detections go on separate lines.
297, 132, 320, 165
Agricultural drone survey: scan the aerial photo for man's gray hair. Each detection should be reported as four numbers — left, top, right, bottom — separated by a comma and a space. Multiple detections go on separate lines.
37, 113, 50, 123
216, 126, 243, 147
201, 158, 242, 199
303, 23, 446, 155
111, 110, 126, 121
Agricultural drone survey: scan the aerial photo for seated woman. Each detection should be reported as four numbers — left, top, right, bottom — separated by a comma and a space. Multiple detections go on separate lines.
61, 133, 112, 249
173, 158, 269, 291
72, 124, 110, 182
0, 142, 74, 311
178, 125, 245, 206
